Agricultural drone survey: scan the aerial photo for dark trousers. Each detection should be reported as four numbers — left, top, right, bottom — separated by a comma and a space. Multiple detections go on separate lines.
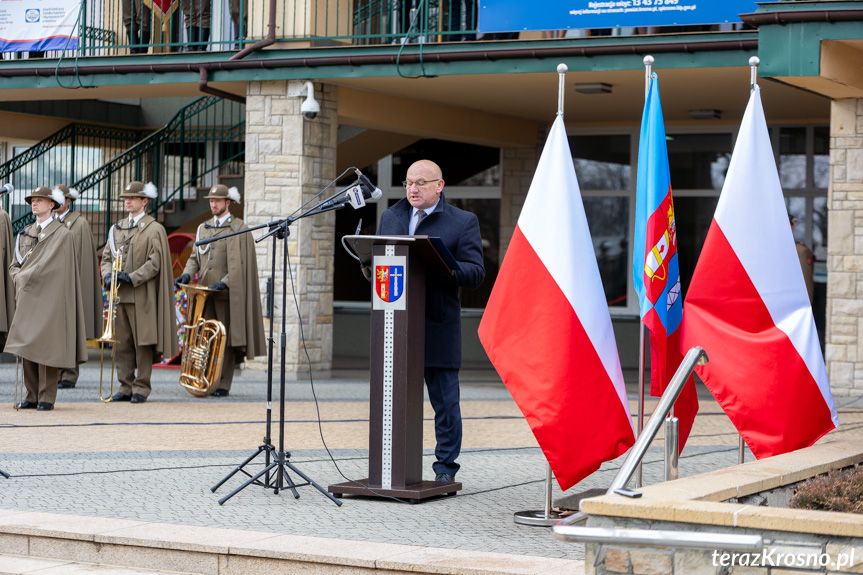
115, 302, 154, 398
59, 365, 79, 384
424, 367, 461, 476
23, 360, 59, 405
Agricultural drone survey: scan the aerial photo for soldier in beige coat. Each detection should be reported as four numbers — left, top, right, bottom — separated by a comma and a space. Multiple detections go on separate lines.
7, 187, 87, 411
175, 185, 266, 396
100, 181, 178, 403
0, 183, 14, 350
54, 184, 102, 389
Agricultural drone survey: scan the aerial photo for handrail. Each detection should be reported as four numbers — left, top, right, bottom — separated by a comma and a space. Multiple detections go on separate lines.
552, 525, 762, 551
555, 346, 709, 529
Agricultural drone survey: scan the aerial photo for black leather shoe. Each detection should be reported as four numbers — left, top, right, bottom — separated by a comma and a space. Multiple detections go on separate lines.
112, 392, 132, 402
36, 402, 54, 411
57, 380, 76, 389
211, 389, 229, 397
17, 400, 37, 409
130, 394, 147, 403
434, 473, 455, 483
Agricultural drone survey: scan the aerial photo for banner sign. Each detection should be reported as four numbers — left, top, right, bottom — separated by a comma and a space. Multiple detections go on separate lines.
479, 0, 758, 33
0, 0, 81, 52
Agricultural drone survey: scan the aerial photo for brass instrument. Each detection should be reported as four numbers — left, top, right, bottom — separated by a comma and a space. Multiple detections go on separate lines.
178, 283, 226, 397
99, 249, 123, 403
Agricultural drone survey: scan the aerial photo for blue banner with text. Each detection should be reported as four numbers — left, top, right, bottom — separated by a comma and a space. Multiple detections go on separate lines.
479, 0, 758, 33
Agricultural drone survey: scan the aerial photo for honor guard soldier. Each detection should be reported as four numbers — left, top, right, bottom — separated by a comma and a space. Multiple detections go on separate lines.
100, 181, 178, 403
7, 187, 87, 411
0, 183, 14, 349
54, 184, 102, 389
175, 185, 266, 396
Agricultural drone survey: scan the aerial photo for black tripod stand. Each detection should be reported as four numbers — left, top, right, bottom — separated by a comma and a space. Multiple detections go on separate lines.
208, 210, 342, 506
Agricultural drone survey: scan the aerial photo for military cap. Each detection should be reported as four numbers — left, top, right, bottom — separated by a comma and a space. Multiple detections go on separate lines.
25, 186, 65, 207
120, 181, 158, 199
204, 184, 241, 202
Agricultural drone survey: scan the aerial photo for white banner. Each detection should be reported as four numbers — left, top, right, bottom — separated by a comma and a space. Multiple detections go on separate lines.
0, 0, 81, 52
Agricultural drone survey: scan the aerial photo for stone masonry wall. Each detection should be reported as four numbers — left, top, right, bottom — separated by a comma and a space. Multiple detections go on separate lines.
826, 99, 863, 396
243, 81, 337, 376
584, 515, 863, 575
500, 130, 542, 258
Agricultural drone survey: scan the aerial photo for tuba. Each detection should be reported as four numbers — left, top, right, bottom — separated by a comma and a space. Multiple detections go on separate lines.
178, 283, 227, 397
99, 249, 123, 403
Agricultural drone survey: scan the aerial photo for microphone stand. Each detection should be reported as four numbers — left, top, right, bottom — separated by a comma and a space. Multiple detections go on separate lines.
209, 200, 345, 507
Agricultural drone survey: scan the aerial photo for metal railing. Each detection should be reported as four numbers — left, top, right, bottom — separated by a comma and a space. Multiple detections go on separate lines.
0, 0, 761, 59
3, 124, 145, 231
1, 0, 484, 57
10, 96, 245, 246
552, 346, 709, 531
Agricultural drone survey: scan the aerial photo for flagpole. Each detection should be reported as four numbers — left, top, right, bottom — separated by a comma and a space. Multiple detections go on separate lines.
735, 56, 761, 466
514, 63, 569, 527
634, 55, 654, 489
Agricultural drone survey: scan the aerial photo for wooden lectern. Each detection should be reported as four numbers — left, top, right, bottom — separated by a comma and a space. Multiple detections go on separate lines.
328, 235, 462, 503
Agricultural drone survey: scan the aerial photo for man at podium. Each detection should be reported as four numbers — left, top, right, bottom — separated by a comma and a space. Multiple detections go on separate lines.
377, 159, 485, 484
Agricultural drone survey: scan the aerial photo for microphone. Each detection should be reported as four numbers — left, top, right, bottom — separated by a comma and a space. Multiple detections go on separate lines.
0, 183, 13, 195
319, 178, 381, 211
353, 168, 382, 201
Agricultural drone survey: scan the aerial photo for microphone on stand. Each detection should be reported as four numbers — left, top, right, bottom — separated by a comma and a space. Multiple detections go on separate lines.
0, 183, 14, 195
353, 169, 382, 199
319, 179, 381, 210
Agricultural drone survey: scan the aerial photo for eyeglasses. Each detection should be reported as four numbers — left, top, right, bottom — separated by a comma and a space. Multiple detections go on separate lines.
403, 179, 440, 189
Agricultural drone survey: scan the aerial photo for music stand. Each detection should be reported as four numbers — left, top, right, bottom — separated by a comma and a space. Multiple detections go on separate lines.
207, 206, 343, 507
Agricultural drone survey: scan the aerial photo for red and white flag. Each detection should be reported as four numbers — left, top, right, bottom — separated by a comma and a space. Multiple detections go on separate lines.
680, 86, 838, 459
478, 115, 635, 490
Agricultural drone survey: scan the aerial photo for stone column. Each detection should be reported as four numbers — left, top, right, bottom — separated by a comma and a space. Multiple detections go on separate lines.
826, 98, 863, 396
500, 132, 542, 257
244, 81, 337, 377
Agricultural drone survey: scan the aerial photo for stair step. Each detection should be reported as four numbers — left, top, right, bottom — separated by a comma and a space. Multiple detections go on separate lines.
0, 553, 194, 575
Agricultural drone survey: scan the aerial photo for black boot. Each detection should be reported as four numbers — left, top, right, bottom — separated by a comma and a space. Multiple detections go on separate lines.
187, 27, 198, 51
127, 29, 139, 54
198, 27, 210, 51
139, 28, 151, 54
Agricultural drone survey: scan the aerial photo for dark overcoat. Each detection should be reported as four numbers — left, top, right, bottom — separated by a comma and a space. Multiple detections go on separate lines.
377, 193, 485, 368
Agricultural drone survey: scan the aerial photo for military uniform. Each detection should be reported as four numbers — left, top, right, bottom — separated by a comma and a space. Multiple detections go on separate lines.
178, 185, 266, 394
6, 187, 87, 410
100, 181, 178, 403
54, 184, 102, 389
0, 200, 14, 349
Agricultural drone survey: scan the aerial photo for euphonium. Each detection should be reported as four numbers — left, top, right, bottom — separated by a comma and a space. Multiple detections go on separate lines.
99, 250, 123, 403
178, 284, 226, 397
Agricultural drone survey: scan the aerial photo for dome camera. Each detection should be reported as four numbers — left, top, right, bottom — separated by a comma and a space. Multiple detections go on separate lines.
301, 95, 320, 120
299, 81, 320, 120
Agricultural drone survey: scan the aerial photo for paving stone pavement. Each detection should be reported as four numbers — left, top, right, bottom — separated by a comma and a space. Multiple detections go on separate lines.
2, 355, 863, 563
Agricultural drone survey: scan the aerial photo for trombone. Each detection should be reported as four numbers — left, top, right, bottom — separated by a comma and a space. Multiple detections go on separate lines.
99, 249, 123, 403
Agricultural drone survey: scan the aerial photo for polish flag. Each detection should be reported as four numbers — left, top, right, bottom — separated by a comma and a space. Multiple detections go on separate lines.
680, 86, 838, 458
479, 115, 635, 490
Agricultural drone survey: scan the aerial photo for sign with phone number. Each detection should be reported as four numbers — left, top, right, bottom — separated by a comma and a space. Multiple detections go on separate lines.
479, 0, 758, 33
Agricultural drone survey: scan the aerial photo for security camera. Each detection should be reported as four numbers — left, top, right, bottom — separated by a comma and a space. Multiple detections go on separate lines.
299, 82, 320, 120
301, 97, 320, 120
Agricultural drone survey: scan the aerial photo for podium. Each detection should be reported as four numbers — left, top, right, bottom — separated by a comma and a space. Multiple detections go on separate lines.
328, 235, 462, 502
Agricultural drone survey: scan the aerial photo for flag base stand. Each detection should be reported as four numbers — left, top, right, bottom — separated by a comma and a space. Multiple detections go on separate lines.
514, 463, 563, 527
514, 509, 565, 527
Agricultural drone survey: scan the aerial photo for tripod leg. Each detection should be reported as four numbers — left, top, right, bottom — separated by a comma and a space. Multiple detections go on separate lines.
219, 461, 278, 505
212, 446, 265, 493
284, 461, 343, 506
280, 466, 300, 499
